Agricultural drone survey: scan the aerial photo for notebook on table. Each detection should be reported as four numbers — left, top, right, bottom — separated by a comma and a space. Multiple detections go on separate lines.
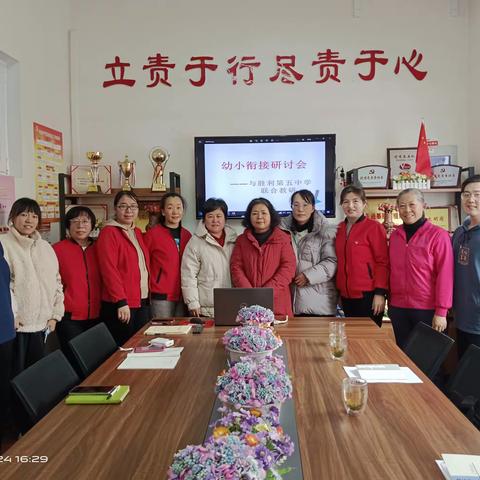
65, 385, 130, 404
213, 287, 274, 326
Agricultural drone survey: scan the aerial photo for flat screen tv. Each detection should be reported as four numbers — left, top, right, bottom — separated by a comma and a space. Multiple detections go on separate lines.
194, 134, 336, 219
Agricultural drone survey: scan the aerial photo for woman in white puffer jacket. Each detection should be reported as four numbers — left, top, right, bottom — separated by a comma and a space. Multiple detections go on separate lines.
181, 198, 237, 317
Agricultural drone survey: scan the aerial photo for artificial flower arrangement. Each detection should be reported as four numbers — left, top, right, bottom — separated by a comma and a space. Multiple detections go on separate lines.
215, 356, 293, 409
223, 325, 282, 353
378, 202, 395, 214
236, 304, 275, 327
167, 434, 267, 480
211, 406, 294, 477
392, 172, 430, 190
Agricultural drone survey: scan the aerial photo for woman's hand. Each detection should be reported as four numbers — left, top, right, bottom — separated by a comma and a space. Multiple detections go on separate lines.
14, 316, 24, 330
294, 273, 309, 287
189, 308, 201, 317
371, 294, 385, 316
118, 305, 131, 323
432, 315, 447, 332
46, 319, 57, 332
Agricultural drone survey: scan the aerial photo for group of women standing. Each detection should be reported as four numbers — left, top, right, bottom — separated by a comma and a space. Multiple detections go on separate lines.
0, 182, 462, 444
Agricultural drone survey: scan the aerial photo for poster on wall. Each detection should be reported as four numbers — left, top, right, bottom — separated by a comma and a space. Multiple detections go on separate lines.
0, 175, 15, 233
33, 122, 64, 225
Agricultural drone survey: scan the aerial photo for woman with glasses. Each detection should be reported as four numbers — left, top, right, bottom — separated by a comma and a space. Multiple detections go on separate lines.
452, 176, 480, 357
144, 192, 192, 318
335, 185, 389, 326
53, 206, 102, 355
96, 191, 150, 345
389, 188, 453, 348
0, 198, 64, 374
281, 189, 337, 316
230, 198, 296, 318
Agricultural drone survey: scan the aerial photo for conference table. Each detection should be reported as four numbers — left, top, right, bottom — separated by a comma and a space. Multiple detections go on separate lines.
3, 318, 480, 479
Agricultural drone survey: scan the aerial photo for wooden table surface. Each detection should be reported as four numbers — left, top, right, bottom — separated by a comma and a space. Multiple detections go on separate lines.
2, 318, 480, 479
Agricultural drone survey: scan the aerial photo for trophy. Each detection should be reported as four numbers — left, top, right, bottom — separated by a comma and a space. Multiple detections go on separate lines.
86, 151, 103, 193
149, 146, 170, 192
118, 155, 136, 191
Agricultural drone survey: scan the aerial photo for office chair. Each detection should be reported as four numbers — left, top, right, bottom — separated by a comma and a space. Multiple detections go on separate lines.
403, 321, 454, 380
11, 350, 80, 429
446, 344, 480, 423
68, 322, 117, 378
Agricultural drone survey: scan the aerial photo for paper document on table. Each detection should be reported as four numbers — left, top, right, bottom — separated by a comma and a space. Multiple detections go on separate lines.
127, 347, 184, 358
441, 454, 480, 480
344, 365, 422, 383
117, 355, 180, 370
436, 460, 453, 480
144, 325, 192, 335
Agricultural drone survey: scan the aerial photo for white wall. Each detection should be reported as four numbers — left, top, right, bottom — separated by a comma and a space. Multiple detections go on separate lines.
69, 0, 471, 229
468, 0, 480, 168
0, 0, 72, 198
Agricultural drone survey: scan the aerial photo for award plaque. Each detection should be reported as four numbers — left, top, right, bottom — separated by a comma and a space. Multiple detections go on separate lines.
150, 146, 170, 192
70, 165, 112, 194
347, 165, 389, 189
431, 165, 462, 188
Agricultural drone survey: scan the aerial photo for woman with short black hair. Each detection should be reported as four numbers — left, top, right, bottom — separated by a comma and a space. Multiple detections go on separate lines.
53, 206, 102, 355
230, 198, 296, 317
0, 197, 64, 374
181, 198, 237, 317
96, 191, 150, 345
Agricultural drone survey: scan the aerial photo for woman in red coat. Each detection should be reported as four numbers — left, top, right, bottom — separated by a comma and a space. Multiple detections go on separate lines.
96, 191, 150, 345
144, 193, 192, 319
230, 198, 296, 317
335, 185, 389, 326
53, 206, 102, 355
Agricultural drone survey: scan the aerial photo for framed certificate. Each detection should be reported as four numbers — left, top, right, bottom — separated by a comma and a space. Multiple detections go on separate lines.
70, 165, 112, 194
387, 147, 417, 179
431, 165, 462, 188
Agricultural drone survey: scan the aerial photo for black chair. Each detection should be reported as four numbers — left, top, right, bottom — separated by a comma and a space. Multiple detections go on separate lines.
68, 322, 117, 378
403, 321, 454, 380
11, 350, 79, 429
446, 344, 480, 416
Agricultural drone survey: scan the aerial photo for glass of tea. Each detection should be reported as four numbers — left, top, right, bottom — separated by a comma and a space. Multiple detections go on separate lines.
342, 377, 368, 415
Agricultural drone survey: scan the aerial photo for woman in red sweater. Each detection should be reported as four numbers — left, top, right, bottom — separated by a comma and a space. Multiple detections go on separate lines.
53, 206, 102, 354
230, 198, 296, 318
335, 185, 389, 326
96, 191, 150, 345
144, 193, 192, 319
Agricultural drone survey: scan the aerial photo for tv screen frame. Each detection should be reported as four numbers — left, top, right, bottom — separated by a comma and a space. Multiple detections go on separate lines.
194, 133, 336, 219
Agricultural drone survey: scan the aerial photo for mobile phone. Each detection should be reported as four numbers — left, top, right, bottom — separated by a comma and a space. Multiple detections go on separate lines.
69, 386, 118, 396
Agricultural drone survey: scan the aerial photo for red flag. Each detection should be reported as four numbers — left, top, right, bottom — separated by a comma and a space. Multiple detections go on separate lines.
415, 122, 432, 177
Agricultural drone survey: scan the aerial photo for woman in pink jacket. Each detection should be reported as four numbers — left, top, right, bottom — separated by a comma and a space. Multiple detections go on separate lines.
230, 198, 296, 317
389, 189, 453, 348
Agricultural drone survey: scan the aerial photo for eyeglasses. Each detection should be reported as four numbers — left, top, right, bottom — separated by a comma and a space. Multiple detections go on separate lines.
70, 219, 91, 226
117, 204, 139, 211
461, 192, 480, 201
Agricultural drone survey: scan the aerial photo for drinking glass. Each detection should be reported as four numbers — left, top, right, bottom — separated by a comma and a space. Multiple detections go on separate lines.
329, 321, 346, 337
342, 377, 368, 415
329, 333, 347, 360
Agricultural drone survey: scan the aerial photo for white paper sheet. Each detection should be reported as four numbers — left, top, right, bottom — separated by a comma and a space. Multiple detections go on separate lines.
117, 355, 180, 370
127, 347, 184, 358
344, 365, 423, 383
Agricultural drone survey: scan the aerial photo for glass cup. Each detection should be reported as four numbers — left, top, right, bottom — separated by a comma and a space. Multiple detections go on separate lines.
329, 333, 347, 360
342, 377, 368, 415
329, 321, 346, 337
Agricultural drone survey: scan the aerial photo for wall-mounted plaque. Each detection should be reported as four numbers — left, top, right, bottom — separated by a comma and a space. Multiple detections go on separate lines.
347, 165, 389, 189
431, 165, 462, 188
70, 165, 112, 194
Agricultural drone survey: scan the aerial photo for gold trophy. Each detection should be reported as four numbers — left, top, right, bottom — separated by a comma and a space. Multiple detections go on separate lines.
149, 146, 170, 192
118, 155, 136, 191
86, 151, 103, 193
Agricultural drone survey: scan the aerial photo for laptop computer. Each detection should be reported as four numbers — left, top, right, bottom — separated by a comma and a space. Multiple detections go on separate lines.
213, 288, 274, 326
